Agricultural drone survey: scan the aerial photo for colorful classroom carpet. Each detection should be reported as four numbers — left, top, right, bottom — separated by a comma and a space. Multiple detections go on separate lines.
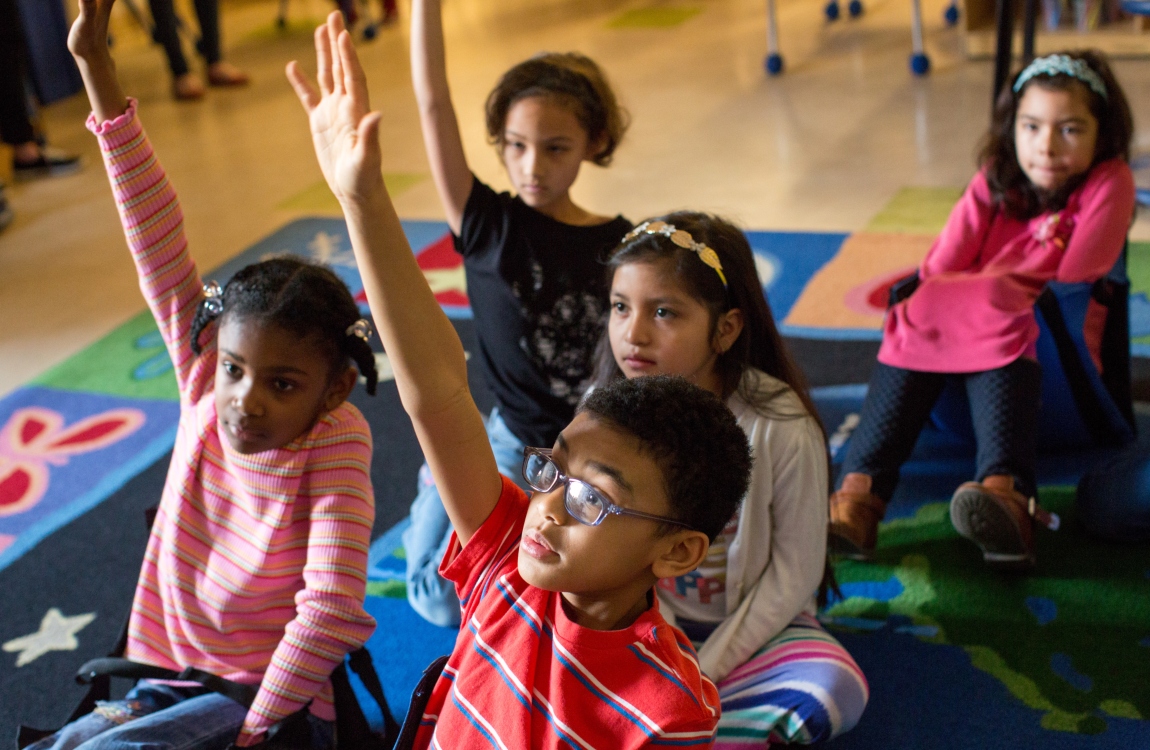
3, 194, 1150, 748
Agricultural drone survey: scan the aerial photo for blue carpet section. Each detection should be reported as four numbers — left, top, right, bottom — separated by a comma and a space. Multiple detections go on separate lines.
744, 230, 846, 321
0, 388, 179, 571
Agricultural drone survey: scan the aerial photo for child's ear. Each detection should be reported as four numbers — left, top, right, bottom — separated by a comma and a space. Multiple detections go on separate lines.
322, 366, 358, 412
712, 308, 744, 355
651, 531, 710, 580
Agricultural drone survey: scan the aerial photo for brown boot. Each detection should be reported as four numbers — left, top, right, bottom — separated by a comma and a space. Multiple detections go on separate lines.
829, 473, 886, 561
949, 475, 1058, 570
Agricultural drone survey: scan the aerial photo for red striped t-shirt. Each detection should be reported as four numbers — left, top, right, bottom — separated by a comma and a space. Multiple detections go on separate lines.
415, 477, 720, 749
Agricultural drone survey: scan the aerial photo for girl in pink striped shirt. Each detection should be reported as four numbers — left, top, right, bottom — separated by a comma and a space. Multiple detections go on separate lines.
36, 3, 381, 750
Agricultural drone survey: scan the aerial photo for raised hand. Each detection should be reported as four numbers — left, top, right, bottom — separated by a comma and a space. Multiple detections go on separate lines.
68, 0, 127, 123
287, 13, 384, 206
68, 0, 114, 64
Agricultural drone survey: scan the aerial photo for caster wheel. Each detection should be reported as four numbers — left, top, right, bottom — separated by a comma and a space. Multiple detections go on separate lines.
910, 52, 931, 75
362, 23, 378, 40
765, 53, 784, 75
944, 3, 960, 24
848, 0, 864, 16
276, 16, 286, 28
825, 1, 840, 20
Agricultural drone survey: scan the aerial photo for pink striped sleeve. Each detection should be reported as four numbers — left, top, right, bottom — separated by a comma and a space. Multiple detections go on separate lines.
238, 410, 378, 743
88, 100, 211, 400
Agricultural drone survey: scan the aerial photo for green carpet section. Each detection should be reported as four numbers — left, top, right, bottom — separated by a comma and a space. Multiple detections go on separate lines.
32, 310, 179, 401
608, 5, 702, 28
278, 174, 427, 214
826, 486, 1150, 735
865, 186, 965, 235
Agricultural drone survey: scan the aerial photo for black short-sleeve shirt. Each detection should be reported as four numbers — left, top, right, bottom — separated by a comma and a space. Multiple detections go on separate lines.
456, 177, 633, 448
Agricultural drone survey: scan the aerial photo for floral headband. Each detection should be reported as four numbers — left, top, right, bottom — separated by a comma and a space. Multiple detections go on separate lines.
200, 281, 374, 342
1013, 54, 1107, 100
622, 221, 728, 288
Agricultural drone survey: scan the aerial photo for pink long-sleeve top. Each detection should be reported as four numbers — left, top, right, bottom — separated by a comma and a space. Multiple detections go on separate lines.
89, 102, 377, 745
878, 158, 1135, 373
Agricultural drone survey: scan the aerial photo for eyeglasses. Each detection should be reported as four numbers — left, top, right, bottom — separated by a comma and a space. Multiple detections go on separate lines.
521, 447, 693, 530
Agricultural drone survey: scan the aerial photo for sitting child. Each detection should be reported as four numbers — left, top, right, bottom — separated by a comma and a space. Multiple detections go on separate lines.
403, 0, 633, 627
829, 50, 1136, 569
592, 213, 869, 745
41, 2, 382, 749
287, 15, 750, 746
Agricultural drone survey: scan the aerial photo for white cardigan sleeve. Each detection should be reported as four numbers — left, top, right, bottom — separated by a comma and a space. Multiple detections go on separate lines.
695, 414, 828, 682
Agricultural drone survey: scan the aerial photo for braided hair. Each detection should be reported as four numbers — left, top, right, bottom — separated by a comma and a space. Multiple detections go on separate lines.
189, 256, 379, 395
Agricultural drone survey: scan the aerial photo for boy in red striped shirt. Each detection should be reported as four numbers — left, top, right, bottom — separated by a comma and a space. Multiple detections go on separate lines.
288, 14, 754, 749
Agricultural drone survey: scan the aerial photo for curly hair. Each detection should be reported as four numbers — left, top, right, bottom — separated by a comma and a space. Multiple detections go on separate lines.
189, 256, 379, 395
579, 375, 751, 541
981, 49, 1133, 219
485, 52, 629, 166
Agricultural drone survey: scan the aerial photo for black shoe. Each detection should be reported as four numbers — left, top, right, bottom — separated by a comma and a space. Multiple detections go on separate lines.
13, 147, 81, 182
0, 184, 13, 232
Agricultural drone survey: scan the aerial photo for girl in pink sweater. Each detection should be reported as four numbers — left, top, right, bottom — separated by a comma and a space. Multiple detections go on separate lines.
830, 50, 1136, 570
36, 3, 380, 750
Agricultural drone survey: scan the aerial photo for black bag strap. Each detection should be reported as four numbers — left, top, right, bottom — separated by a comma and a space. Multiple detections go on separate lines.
392, 656, 449, 750
1034, 288, 1124, 446
74, 657, 257, 708
345, 648, 399, 741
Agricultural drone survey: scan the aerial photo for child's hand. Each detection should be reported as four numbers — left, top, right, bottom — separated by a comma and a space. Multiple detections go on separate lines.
69, 0, 128, 123
287, 13, 385, 206
68, 0, 114, 67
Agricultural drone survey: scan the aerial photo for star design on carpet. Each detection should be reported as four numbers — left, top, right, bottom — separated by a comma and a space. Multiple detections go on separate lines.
3, 608, 95, 667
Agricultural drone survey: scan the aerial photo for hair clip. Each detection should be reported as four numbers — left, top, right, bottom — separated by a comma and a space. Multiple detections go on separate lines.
346, 318, 374, 342
202, 280, 224, 316
622, 220, 728, 287
1013, 54, 1108, 100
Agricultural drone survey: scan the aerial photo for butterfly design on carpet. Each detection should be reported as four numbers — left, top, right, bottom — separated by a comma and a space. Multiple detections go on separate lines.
0, 407, 146, 518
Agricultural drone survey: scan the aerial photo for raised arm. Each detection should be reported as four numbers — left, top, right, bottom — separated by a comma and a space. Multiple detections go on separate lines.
411, 0, 473, 233
68, 0, 128, 124
70, 0, 210, 400
287, 14, 501, 544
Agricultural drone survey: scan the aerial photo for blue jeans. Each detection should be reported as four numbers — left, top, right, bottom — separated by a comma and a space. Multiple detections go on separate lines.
403, 407, 528, 627
28, 681, 333, 750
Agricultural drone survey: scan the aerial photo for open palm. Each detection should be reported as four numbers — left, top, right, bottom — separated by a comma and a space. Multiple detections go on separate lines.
287, 14, 383, 205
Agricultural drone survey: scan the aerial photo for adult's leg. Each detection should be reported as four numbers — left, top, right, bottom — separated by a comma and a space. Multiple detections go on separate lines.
404, 407, 527, 627
713, 613, 869, 746
147, 0, 190, 77
0, 0, 37, 147
838, 363, 948, 501
191, 0, 221, 65
965, 357, 1041, 498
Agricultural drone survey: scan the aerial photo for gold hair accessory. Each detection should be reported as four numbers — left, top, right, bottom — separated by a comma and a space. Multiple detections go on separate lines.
622, 220, 728, 288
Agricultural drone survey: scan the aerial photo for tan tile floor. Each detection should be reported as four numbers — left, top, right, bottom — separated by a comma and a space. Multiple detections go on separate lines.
1, 0, 1148, 397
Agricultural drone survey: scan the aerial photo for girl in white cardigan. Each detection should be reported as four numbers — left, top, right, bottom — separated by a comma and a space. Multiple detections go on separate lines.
593, 212, 869, 745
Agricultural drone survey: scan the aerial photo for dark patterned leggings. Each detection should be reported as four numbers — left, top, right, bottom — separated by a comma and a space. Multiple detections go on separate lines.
838, 357, 1041, 501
